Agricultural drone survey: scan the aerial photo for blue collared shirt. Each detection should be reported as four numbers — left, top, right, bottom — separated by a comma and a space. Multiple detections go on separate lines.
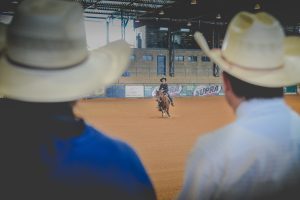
41, 123, 156, 200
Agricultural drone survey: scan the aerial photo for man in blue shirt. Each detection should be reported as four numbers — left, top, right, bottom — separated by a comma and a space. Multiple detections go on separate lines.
0, 0, 156, 199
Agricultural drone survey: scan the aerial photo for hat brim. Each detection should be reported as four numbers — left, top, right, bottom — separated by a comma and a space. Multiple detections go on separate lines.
0, 40, 131, 102
194, 32, 300, 87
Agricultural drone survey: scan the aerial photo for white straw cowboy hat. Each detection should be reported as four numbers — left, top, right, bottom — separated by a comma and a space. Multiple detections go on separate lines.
0, 0, 131, 102
194, 11, 300, 87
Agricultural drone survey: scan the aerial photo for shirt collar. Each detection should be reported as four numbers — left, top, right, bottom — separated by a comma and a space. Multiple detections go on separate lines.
236, 98, 286, 118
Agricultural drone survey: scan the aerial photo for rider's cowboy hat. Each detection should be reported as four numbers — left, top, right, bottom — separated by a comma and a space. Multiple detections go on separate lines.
0, 0, 131, 102
160, 77, 167, 82
194, 12, 300, 87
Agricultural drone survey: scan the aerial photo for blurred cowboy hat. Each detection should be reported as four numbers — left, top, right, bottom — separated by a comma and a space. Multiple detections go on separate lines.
0, 0, 131, 102
194, 11, 300, 87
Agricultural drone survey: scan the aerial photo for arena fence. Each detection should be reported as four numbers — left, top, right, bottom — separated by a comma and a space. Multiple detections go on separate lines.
86, 84, 298, 98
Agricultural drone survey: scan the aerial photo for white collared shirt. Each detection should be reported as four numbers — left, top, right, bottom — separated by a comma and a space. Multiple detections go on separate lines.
178, 98, 300, 200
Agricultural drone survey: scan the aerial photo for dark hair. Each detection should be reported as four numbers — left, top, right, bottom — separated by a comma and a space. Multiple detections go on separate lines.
223, 71, 283, 100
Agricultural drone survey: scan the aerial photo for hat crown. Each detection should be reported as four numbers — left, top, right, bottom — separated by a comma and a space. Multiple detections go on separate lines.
222, 12, 285, 69
7, 0, 87, 69
0, 0, 131, 102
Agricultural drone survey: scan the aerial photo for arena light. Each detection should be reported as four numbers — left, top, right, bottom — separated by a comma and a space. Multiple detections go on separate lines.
191, 0, 197, 5
159, 10, 165, 15
187, 21, 192, 26
159, 27, 168, 31
216, 13, 221, 19
254, 3, 261, 10
180, 28, 190, 32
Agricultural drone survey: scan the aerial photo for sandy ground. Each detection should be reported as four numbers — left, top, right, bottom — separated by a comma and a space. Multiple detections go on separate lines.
74, 95, 300, 200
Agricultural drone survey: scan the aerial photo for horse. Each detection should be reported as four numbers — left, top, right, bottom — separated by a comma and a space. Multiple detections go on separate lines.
155, 90, 170, 118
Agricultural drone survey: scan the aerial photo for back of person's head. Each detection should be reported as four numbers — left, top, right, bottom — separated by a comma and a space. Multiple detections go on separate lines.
194, 11, 300, 92
223, 71, 283, 100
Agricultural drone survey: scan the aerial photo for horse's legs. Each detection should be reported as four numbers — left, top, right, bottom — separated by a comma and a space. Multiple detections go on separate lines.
167, 108, 170, 117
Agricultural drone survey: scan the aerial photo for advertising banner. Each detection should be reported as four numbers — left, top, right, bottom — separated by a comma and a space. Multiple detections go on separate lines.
106, 85, 125, 98
151, 86, 160, 97
145, 84, 224, 97
193, 85, 223, 96
125, 85, 144, 97
180, 85, 196, 96
284, 85, 297, 94
168, 85, 183, 96
144, 85, 159, 97
144, 85, 183, 97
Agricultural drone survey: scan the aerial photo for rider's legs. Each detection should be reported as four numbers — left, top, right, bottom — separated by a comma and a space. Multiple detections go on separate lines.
166, 93, 174, 106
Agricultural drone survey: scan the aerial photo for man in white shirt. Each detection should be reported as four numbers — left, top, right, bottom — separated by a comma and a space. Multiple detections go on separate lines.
178, 12, 300, 200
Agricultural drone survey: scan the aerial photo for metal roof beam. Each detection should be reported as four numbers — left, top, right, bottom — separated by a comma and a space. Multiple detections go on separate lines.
78, 0, 174, 6
85, 8, 147, 13
81, 2, 162, 10
84, 12, 136, 18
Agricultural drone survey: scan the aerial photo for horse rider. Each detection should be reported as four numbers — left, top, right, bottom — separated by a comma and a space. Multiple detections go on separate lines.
159, 77, 174, 106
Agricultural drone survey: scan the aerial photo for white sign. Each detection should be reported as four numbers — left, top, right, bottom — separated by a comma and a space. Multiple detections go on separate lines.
125, 86, 144, 97
193, 85, 223, 96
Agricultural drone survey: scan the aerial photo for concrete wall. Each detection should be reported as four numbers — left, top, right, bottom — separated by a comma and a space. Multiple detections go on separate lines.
117, 48, 222, 84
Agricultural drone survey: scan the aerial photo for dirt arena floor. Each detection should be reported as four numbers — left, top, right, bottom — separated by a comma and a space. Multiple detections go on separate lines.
74, 95, 300, 200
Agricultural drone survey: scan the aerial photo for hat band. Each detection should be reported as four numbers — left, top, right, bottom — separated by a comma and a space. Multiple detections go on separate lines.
220, 52, 283, 71
6, 55, 88, 71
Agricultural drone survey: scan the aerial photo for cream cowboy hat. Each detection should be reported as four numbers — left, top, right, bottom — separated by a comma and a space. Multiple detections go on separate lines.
0, 0, 131, 102
194, 11, 300, 87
